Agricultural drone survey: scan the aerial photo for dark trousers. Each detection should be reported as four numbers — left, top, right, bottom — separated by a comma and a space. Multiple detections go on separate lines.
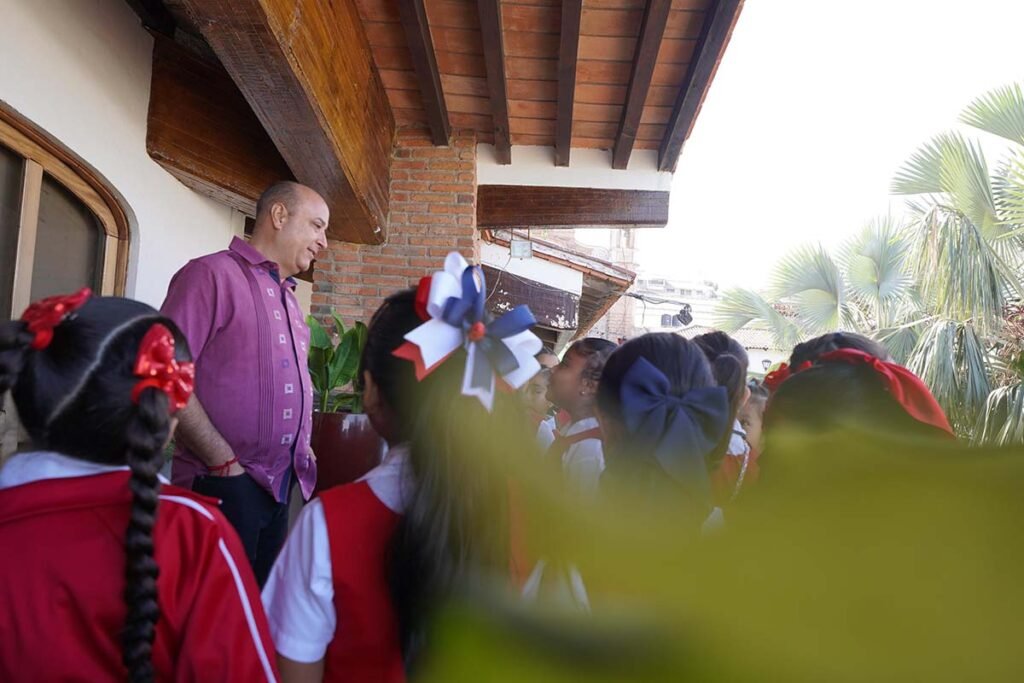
192, 473, 289, 587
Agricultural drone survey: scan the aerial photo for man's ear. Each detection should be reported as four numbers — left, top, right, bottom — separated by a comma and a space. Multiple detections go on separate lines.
270, 201, 289, 231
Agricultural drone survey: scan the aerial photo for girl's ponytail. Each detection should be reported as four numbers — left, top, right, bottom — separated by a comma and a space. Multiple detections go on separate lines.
120, 387, 172, 682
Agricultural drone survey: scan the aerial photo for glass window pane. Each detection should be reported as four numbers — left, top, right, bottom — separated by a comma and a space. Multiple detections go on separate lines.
32, 173, 103, 300
0, 144, 22, 320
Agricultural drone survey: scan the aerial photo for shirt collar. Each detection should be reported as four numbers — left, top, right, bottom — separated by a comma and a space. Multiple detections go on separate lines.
229, 237, 298, 290
563, 417, 600, 437
0, 451, 170, 490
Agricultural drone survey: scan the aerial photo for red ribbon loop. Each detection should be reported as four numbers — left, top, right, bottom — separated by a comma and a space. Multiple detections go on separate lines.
132, 324, 195, 413
20, 288, 92, 350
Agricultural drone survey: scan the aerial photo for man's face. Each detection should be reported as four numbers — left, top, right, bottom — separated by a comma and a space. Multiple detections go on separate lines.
275, 188, 329, 278
546, 349, 588, 411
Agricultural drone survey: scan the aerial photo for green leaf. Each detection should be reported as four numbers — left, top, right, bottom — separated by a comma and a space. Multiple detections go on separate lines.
328, 331, 357, 389
960, 83, 1024, 147
307, 314, 333, 350
332, 312, 347, 339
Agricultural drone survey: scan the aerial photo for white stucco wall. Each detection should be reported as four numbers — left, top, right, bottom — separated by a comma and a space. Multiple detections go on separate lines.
0, 0, 243, 308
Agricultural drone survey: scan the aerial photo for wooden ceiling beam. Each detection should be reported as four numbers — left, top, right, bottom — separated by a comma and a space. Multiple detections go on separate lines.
554, 0, 583, 167
175, 0, 395, 244
477, 0, 512, 164
146, 36, 294, 217
612, 0, 672, 170
659, 0, 743, 172
398, 0, 450, 146
478, 185, 670, 229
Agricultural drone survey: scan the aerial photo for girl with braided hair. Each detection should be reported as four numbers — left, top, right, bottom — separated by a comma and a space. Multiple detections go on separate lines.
0, 290, 278, 682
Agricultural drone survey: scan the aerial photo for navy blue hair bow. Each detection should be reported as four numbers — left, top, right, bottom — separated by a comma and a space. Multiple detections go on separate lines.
620, 356, 731, 487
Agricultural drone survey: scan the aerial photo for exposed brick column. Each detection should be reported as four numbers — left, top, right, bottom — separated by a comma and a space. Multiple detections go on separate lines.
312, 129, 478, 325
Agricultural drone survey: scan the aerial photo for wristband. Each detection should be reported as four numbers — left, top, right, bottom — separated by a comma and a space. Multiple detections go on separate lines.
209, 456, 240, 475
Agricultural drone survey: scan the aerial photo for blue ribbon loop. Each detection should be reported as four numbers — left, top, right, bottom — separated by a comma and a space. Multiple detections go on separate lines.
441, 265, 537, 391
619, 356, 731, 489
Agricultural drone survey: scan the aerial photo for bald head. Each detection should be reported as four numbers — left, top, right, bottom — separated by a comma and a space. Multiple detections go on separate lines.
250, 181, 329, 278
256, 181, 306, 221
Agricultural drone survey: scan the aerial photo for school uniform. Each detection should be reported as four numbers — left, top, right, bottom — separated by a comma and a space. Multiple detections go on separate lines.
0, 451, 278, 682
710, 421, 760, 506
547, 417, 604, 496
262, 444, 414, 682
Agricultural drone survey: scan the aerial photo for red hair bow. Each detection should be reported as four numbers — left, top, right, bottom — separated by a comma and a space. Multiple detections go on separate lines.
817, 349, 954, 436
763, 361, 811, 393
132, 324, 195, 412
20, 288, 92, 350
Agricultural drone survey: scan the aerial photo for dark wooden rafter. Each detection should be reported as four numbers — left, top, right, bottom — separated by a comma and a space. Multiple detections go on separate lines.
476, 0, 512, 164
659, 0, 743, 172
554, 0, 583, 167
397, 0, 450, 146
612, 0, 672, 170
477, 185, 670, 229
146, 35, 294, 217
176, 0, 395, 244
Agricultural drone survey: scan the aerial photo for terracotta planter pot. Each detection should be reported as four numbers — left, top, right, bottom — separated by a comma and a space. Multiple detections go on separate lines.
311, 411, 384, 494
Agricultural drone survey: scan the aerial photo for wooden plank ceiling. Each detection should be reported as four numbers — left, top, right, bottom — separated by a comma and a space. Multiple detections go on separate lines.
356, 0, 739, 169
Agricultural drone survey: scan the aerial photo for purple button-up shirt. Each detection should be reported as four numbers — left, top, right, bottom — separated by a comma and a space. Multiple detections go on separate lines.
161, 237, 316, 502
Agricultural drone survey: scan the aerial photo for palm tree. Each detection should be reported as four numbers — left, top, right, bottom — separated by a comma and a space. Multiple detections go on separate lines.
716, 83, 1024, 441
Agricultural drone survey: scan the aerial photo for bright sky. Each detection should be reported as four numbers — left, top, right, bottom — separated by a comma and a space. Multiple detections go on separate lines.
629, 0, 1024, 290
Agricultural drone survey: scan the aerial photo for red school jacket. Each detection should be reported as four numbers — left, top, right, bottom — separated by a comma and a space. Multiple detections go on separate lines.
0, 471, 279, 682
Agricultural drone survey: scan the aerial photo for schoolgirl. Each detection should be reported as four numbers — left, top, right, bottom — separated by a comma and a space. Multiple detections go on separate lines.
693, 331, 760, 504
763, 348, 953, 441
0, 290, 277, 682
262, 254, 540, 681
545, 337, 617, 495
596, 333, 732, 526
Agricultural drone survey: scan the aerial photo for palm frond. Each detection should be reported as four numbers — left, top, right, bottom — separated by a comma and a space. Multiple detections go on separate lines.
839, 217, 913, 327
892, 133, 997, 233
909, 320, 991, 434
875, 314, 929, 366
960, 83, 1024, 147
973, 382, 1024, 446
906, 204, 1022, 333
994, 149, 1024, 233
769, 244, 845, 334
713, 288, 803, 351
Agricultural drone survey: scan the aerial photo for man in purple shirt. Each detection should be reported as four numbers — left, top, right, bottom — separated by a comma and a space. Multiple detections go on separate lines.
161, 181, 328, 585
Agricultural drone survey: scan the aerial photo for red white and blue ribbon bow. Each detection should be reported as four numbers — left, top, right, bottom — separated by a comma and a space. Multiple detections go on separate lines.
394, 252, 542, 411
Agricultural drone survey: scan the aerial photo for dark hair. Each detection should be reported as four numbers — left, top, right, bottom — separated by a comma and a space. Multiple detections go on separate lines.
763, 361, 945, 444
789, 332, 889, 367
747, 379, 770, 404
568, 337, 617, 383
362, 290, 516, 666
0, 296, 190, 683
692, 331, 749, 420
255, 180, 304, 219
597, 333, 726, 494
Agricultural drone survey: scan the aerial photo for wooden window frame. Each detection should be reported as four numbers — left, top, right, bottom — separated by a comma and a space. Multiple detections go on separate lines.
0, 102, 131, 316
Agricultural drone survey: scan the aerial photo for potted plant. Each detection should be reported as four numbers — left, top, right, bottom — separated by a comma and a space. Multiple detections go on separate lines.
307, 312, 384, 492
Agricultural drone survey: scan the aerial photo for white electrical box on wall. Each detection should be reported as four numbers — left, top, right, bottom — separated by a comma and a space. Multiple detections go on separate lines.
510, 237, 533, 259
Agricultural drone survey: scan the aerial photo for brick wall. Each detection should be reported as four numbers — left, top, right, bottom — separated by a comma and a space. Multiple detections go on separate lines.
311, 129, 478, 325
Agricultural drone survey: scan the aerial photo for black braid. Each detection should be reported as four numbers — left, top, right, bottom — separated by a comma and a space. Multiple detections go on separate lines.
121, 388, 171, 683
